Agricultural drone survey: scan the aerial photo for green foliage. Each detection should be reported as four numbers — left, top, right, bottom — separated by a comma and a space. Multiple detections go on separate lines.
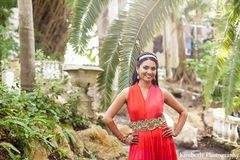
97, 10, 127, 110
233, 95, 240, 110
186, 41, 213, 79
69, 0, 110, 55
0, 1, 18, 61
222, 43, 240, 115
35, 49, 52, 60
0, 142, 20, 160
0, 82, 90, 159
0, 0, 16, 10
0, 25, 16, 60
204, 0, 240, 114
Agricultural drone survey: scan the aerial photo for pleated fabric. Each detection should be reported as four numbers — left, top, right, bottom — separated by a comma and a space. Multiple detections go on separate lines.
127, 83, 178, 160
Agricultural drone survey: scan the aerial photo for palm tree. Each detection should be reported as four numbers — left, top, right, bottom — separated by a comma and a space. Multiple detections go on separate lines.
96, 0, 184, 109
204, 0, 240, 115
69, 0, 189, 110
18, 0, 35, 91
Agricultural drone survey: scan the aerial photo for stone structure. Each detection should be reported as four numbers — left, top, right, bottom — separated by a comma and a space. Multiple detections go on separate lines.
63, 64, 103, 118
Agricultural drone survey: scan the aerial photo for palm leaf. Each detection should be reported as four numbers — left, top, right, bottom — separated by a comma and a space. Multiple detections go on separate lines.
222, 0, 240, 53
203, 51, 226, 107
222, 42, 240, 115
69, 0, 110, 55
118, 0, 183, 91
69, 0, 90, 54
204, 0, 240, 108
97, 10, 127, 110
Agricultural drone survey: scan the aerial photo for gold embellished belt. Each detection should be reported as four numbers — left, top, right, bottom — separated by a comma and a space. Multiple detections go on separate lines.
129, 115, 166, 132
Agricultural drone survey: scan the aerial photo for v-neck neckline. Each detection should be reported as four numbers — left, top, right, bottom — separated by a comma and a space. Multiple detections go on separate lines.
137, 83, 152, 102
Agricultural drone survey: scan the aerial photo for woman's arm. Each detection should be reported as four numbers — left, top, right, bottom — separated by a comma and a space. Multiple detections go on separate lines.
161, 88, 188, 137
102, 88, 130, 143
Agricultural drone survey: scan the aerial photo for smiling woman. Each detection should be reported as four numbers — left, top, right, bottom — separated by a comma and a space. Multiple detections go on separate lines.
102, 52, 188, 160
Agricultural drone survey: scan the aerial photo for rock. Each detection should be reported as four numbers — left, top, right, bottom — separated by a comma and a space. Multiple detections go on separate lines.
204, 108, 225, 127
231, 147, 240, 160
174, 122, 198, 149
67, 129, 85, 156
187, 109, 204, 130
30, 141, 49, 160
53, 126, 75, 160
77, 125, 127, 160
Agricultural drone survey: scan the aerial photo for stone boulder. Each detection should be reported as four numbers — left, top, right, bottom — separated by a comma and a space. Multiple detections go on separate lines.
174, 121, 198, 149
203, 108, 225, 127
77, 125, 127, 160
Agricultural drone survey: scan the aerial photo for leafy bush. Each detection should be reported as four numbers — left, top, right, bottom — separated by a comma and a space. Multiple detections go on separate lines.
0, 82, 90, 159
186, 41, 213, 80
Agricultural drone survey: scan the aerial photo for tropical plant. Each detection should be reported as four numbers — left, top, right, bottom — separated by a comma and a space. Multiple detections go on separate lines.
204, 0, 240, 115
0, 81, 90, 159
69, 0, 110, 55
97, 0, 185, 110
69, 0, 188, 110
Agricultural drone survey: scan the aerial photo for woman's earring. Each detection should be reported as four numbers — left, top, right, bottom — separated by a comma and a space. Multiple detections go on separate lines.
137, 75, 139, 79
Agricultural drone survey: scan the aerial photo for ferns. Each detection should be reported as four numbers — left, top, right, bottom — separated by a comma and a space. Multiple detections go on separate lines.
0, 142, 20, 160
0, 82, 84, 159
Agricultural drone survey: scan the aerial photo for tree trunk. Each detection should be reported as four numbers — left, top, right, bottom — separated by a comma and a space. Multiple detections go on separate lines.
173, 19, 196, 84
163, 14, 179, 80
18, 0, 35, 91
97, 7, 109, 64
32, 0, 70, 60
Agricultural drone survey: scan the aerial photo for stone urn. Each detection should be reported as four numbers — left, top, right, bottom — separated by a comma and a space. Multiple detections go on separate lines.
63, 64, 103, 88
63, 64, 103, 118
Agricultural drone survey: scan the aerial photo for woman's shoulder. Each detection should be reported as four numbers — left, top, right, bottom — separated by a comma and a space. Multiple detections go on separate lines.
157, 87, 171, 100
121, 87, 130, 95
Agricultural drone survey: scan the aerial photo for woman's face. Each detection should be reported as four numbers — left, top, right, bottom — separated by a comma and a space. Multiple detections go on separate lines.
137, 59, 157, 83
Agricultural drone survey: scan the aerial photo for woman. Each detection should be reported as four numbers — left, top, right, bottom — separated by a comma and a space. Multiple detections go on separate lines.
102, 52, 187, 160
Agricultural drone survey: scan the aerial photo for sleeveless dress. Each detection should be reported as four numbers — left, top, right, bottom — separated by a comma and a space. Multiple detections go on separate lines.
127, 83, 178, 160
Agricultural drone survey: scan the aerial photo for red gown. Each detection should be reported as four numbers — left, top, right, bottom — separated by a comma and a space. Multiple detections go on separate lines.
127, 83, 178, 160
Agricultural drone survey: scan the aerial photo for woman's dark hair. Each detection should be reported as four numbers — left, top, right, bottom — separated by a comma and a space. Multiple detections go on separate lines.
131, 52, 159, 86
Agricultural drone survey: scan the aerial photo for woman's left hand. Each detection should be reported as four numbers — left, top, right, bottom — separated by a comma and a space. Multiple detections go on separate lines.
162, 124, 177, 137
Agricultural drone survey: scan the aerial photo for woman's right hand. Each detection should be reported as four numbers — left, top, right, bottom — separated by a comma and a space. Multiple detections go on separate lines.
124, 133, 139, 145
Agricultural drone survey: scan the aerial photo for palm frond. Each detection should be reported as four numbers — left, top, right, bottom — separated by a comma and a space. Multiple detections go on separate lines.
221, 0, 240, 53
118, 0, 183, 91
69, 0, 90, 54
222, 42, 240, 115
203, 51, 226, 107
204, 0, 240, 108
69, 0, 110, 55
97, 11, 127, 110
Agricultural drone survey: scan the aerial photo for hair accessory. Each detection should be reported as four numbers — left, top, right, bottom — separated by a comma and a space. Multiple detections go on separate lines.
139, 54, 157, 61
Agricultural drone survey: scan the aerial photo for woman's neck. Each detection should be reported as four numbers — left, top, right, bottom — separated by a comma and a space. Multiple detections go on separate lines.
138, 80, 152, 89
